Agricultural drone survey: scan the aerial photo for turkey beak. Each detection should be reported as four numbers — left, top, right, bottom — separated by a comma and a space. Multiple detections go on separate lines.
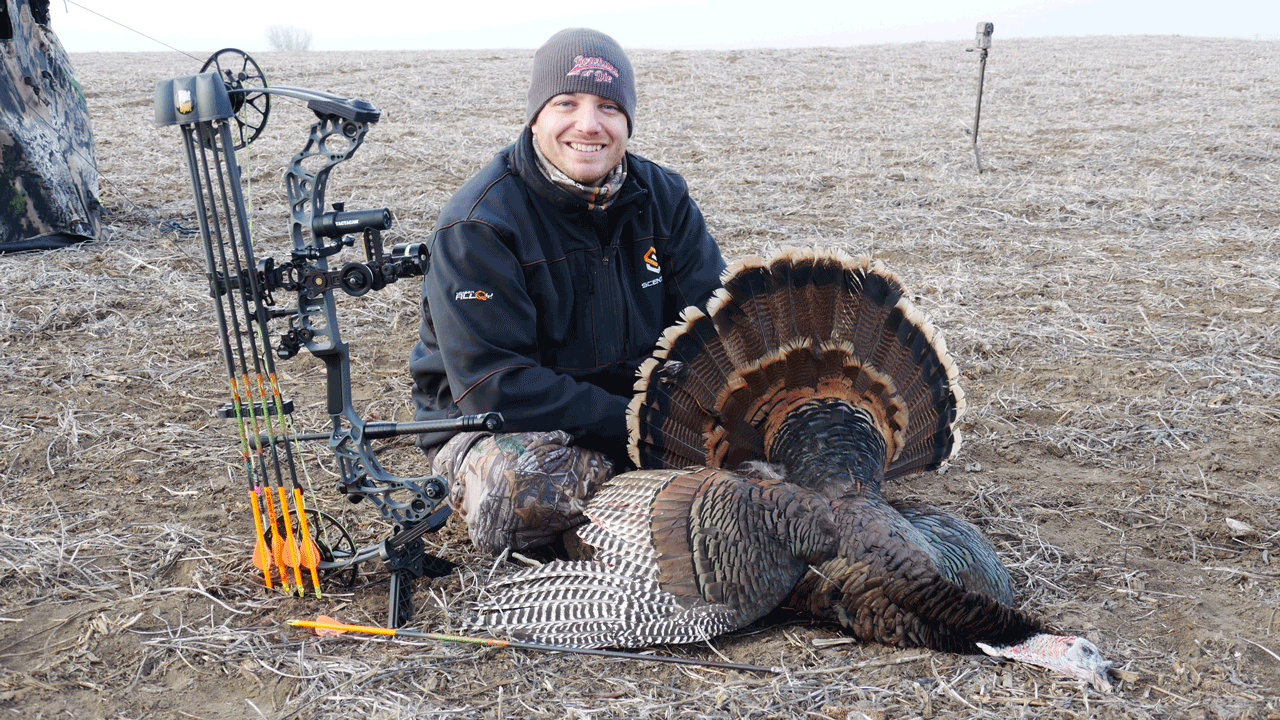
1088, 666, 1115, 693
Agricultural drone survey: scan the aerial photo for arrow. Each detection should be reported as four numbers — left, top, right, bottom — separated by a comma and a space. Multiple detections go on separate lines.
288, 618, 784, 674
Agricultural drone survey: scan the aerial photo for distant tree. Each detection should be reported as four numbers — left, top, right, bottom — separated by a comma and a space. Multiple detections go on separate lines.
265, 25, 313, 52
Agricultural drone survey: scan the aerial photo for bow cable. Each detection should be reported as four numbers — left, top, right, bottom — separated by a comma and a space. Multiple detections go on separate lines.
235, 125, 325, 596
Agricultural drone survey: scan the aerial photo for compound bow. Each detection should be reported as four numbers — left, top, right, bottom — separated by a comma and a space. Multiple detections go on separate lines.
154, 49, 500, 627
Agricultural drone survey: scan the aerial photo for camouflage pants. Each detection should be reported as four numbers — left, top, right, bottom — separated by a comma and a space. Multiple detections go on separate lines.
429, 430, 613, 555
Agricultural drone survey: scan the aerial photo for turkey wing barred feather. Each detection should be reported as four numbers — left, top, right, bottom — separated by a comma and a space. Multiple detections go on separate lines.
474, 561, 740, 646
472, 468, 838, 647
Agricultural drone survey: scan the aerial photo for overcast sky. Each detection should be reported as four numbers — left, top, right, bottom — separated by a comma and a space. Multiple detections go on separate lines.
50, 0, 1277, 54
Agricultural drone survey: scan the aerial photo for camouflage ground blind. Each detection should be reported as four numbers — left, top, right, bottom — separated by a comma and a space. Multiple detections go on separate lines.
1, 0, 102, 253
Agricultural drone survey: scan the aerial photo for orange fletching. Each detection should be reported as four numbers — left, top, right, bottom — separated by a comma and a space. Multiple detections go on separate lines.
291, 489, 323, 598
252, 534, 271, 572
280, 536, 301, 568
249, 489, 274, 588
310, 616, 348, 637
298, 536, 321, 569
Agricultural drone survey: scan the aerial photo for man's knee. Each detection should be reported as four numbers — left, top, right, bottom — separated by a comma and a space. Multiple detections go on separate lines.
431, 430, 612, 554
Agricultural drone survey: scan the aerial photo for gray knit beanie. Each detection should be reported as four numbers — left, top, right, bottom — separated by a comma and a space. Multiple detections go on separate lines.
526, 28, 636, 136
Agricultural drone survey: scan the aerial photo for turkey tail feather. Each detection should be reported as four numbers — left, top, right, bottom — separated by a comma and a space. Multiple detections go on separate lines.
629, 247, 964, 486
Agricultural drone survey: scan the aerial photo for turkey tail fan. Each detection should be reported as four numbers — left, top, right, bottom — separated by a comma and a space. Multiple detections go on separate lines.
872, 297, 967, 481
628, 247, 965, 483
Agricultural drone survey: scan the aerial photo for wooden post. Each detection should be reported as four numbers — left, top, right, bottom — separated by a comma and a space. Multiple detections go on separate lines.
970, 22, 994, 174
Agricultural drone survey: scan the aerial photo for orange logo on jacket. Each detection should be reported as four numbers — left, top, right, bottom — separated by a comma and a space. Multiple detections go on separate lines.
643, 247, 661, 274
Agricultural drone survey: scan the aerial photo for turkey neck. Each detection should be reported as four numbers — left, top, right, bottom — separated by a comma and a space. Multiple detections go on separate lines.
766, 399, 886, 498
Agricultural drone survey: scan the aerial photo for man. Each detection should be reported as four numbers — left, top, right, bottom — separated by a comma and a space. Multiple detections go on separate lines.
409, 28, 725, 555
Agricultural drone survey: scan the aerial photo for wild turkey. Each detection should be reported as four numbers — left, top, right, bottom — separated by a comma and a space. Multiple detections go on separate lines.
473, 248, 1114, 691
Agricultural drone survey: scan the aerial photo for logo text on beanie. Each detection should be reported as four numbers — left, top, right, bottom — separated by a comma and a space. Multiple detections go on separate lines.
566, 55, 619, 84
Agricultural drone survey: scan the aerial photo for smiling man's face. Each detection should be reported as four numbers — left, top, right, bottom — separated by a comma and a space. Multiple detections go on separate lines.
531, 92, 629, 186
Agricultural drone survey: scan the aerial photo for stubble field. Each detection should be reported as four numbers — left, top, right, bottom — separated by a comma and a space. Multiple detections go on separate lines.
2, 35, 1279, 719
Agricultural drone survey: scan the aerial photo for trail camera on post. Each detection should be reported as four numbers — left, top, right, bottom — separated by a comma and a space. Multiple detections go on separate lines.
0, 0, 103, 252
975, 21, 994, 50
968, 22, 994, 174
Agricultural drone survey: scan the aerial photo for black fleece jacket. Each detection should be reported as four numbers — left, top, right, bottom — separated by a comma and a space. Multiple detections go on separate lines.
409, 127, 725, 463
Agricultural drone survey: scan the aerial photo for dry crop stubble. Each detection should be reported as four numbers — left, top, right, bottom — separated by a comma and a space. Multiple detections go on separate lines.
1, 37, 1278, 719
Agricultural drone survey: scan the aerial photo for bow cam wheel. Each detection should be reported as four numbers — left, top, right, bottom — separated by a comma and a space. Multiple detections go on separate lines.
201, 48, 270, 149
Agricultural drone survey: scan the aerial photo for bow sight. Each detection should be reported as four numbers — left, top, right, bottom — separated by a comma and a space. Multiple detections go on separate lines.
154, 49, 501, 627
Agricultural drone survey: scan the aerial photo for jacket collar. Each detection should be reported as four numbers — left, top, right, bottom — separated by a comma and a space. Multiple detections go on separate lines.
511, 126, 646, 213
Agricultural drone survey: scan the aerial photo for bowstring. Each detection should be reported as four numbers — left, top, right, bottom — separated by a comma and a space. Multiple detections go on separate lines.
61, 0, 204, 62
235, 110, 328, 597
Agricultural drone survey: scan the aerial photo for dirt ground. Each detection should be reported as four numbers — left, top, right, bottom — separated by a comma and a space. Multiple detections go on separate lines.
2, 36, 1279, 719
